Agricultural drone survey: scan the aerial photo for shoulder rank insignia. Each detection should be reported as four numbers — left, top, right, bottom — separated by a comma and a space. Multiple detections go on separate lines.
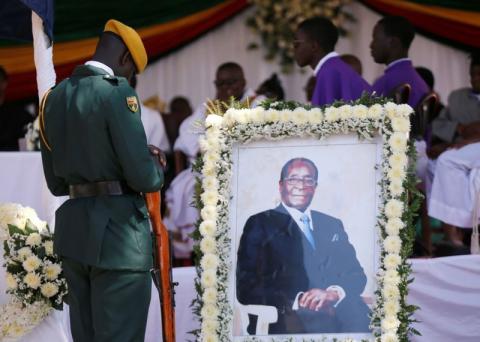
126, 96, 139, 113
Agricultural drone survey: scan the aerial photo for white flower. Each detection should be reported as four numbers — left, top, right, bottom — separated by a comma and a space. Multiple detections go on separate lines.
44, 240, 54, 256
279, 109, 293, 122
200, 237, 216, 254
385, 218, 404, 235
368, 104, 383, 119
40, 282, 59, 298
353, 104, 368, 119
389, 153, 408, 170
388, 167, 406, 182
383, 284, 400, 299
199, 220, 216, 237
202, 332, 218, 342
24, 272, 41, 289
263, 109, 278, 122
22, 255, 42, 272
292, 107, 308, 124
384, 253, 401, 269
26, 233, 42, 247
201, 205, 217, 222
381, 332, 398, 342
389, 179, 404, 197
202, 318, 219, 335
6, 323, 25, 337
201, 191, 218, 206
389, 132, 408, 152
384, 236, 402, 253
202, 176, 219, 192
200, 253, 219, 271
384, 298, 400, 315
233, 109, 247, 124
384, 102, 397, 119
382, 315, 401, 331
325, 107, 340, 121
384, 270, 401, 287
396, 104, 413, 117
44, 263, 62, 280
6, 272, 18, 290
17, 246, 33, 260
338, 105, 353, 120
385, 199, 403, 219
391, 117, 410, 133
202, 287, 218, 304
205, 114, 223, 128
203, 151, 219, 166
250, 106, 265, 123
201, 304, 219, 319
201, 269, 217, 288
309, 108, 323, 123
203, 160, 217, 177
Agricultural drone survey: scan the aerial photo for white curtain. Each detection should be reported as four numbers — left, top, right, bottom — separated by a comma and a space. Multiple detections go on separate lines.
136, 1, 470, 110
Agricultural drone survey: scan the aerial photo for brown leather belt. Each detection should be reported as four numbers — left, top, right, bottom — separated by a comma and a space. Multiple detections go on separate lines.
69, 181, 137, 199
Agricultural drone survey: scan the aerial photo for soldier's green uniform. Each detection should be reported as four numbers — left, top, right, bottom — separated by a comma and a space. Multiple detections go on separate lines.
40, 64, 163, 341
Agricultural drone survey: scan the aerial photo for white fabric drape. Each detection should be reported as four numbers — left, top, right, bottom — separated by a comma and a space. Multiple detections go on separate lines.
137, 1, 470, 109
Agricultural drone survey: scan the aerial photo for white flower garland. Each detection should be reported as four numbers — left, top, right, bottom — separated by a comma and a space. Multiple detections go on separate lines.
0, 203, 67, 341
196, 102, 415, 342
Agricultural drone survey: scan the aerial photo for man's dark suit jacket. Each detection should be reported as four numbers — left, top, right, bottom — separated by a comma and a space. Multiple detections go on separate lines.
236, 204, 371, 334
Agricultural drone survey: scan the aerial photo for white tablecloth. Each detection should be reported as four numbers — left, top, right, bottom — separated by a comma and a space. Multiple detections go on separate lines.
2, 152, 480, 341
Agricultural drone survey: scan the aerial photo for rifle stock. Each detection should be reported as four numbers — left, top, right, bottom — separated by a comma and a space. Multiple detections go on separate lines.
145, 191, 176, 342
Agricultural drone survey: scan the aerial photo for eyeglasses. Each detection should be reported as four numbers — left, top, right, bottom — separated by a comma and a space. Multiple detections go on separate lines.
283, 177, 317, 187
214, 78, 240, 87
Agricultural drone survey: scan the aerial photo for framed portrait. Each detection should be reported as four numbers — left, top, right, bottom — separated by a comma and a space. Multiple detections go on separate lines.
195, 101, 418, 342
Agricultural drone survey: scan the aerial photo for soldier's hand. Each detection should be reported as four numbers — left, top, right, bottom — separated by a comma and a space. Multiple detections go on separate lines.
148, 145, 167, 170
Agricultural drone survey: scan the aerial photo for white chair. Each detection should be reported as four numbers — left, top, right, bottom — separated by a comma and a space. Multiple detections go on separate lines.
235, 302, 278, 335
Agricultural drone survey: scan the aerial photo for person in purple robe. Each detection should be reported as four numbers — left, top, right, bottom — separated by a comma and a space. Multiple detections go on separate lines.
370, 16, 429, 108
293, 17, 371, 107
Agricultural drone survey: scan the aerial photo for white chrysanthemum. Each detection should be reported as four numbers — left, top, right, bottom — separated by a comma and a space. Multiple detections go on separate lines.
205, 114, 223, 127
233, 109, 247, 124
24, 272, 41, 289
389, 179, 404, 197
388, 167, 406, 183
201, 191, 218, 206
383, 284, 400, 299
292, 107, 308, 124
384, 253, 401, 269
384, 236, 402, 253
202, 176, 219, 192
200, 253, 219, 271
17, 246, 33, 260
201, 205, 217, 222
384, 270, 401, 287
200, 237, 216, 254
368, 104, 383, 119
381, 332, 398, 342
396, 103, 413, 117
199, 220, 216, 237
338, 105, 353, 120
202, 287, 218, 304
385, 218, 404, 235
382, 315, 401, 331
391, 117, 410, 133
384, 298, 400, 314
389, 153, 408, 170
203, 151, 219, 166
279, 109, 293, 122
44, 240, 54, 256
203, 332, 218, 342
353, 104, 368, 119
325, 107, 340, 121
44, 263, 62, 280
385, 199, 403, 219
309, 108, 323, 123
0, 203, 27, 231
250, 106, 265, 123
264, 109, 280, 122
6, 272, 18, 290
22, 255, 42, 272
7, 323, 25, 337
201, 304, 219, 319
26, 232, 42, 247
40, 282, 59, 298
389, 132, 408, 152
201, 269, 217, 288
384, 102, 397, 119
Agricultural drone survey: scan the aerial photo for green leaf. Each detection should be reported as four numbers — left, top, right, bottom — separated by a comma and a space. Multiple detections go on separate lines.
8, 224, 25, 236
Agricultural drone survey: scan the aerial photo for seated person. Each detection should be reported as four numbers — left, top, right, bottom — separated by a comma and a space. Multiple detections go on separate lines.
293, 17, 371, 106
370, 16, 429, 108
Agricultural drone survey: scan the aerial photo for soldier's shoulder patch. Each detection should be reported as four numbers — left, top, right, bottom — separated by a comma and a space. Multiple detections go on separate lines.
126, 96, 139, 113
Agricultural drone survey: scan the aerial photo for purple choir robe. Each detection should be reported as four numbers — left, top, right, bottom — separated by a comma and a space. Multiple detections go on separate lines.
372, 59, 429, 108
312, 56, 372, 106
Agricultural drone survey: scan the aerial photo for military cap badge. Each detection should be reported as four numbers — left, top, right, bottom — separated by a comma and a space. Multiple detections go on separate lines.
126, 96, 139, 113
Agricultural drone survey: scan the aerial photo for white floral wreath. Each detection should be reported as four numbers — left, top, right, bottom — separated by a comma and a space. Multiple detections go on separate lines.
194, 100, 419, 342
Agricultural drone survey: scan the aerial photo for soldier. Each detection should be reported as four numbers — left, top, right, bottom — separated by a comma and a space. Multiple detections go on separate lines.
39, 20, 164, 341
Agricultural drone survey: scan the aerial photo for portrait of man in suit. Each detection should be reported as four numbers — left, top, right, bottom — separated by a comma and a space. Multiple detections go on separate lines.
236, 157, 371, 335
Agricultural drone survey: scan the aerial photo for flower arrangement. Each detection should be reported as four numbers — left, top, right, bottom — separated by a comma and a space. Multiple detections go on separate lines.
246, 0, 353, 73
192, 96, 421, 341
0, 203, 68, 340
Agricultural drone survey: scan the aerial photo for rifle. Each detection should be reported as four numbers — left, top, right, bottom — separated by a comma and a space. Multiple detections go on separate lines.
145, 191, 176, 342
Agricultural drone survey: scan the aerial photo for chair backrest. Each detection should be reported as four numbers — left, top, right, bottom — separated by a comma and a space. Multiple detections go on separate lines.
389, 83, 411, 104
413, 92, 439, 140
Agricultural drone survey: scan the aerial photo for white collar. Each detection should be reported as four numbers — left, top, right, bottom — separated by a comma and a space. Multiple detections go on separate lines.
313, 51, 339, 76
282, 203, 313, 231
85, 60, 114, 76
386, 58, 411, 70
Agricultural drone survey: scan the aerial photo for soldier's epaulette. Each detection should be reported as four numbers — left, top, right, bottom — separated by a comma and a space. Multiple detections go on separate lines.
102, 74, 120, 85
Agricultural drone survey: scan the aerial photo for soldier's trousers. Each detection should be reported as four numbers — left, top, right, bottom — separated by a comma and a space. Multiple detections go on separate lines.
62, 257, 151, 342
